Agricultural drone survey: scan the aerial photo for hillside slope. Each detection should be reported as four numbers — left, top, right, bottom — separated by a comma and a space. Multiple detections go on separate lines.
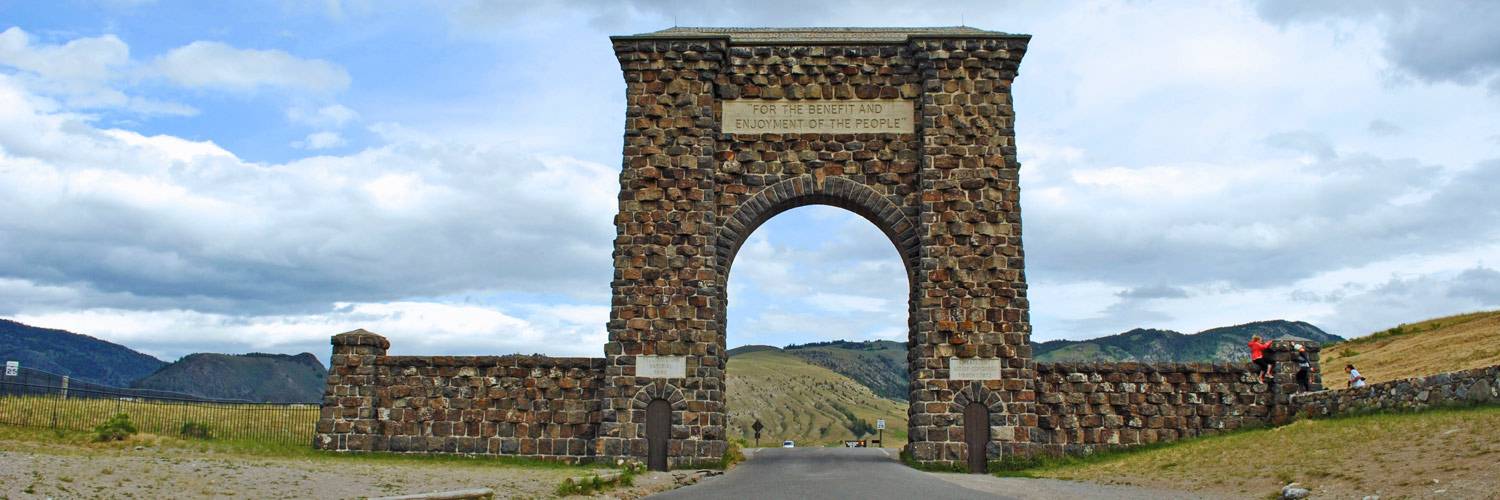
1321, 310, 1500, 388
1035, 320, 1342, 363
0, 319, 166, 387
783, 340, 908, 401
726, 350, 907, 447
132, 352, 327, 403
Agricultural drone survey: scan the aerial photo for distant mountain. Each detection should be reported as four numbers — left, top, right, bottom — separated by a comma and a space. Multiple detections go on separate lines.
1035, 320, 1344, 363
0, 319, 166, 387
132, 352, 327, 403
727, 321, 1339, 402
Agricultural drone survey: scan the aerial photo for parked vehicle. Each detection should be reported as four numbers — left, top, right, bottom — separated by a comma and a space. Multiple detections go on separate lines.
782, 440, 795, 448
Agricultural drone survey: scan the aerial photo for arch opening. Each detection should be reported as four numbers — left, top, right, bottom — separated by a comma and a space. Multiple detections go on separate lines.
722, 201, 914, 450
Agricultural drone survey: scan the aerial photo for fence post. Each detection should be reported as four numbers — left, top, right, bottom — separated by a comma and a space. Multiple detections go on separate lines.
61, 376, 69, 400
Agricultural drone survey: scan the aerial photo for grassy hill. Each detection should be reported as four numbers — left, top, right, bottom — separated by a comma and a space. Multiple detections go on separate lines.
132, 352, 327, 403
0, 319, 166, 387
1035, 320, 1342, 363
1321, 310, 1500, 388
726, 350, 907, 447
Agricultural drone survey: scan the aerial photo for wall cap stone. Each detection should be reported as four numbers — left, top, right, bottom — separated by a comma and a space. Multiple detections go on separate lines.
332, 329, 390, 349
376, 355, 605, 369
612, 26, 1031, 44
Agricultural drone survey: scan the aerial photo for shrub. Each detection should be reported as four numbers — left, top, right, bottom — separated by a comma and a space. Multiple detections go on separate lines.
92, 413, 137, 442
179, 421, 213, 439
721, 440, 746, 469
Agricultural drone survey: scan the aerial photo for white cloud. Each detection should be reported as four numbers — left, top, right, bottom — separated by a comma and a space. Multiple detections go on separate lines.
807, 293, 888, 313
0, 74, 618, 319
294, 131, 345, 149
152, 41, 350, 93
287, 104, 359, 128
0, 27, 196, 116
1256, 0, 1500, 92
10, 299, 608, 362
0, 27, 127, 90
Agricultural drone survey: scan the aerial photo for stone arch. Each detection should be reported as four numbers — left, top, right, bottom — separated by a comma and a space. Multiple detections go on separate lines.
715, 175, 920, 278
631, 381, 688, 413
951, 382, 1007, 414
603, 30, 1035, 468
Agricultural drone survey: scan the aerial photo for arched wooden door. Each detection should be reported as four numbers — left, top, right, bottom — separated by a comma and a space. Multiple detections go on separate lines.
646, 399, 671, 471
964, 401, 990, 473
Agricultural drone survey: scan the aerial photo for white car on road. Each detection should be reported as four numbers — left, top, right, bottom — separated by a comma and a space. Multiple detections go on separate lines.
781, 440, 795, 448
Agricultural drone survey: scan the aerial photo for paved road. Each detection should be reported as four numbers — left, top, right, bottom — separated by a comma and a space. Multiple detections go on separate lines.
648, 448, 1017, 500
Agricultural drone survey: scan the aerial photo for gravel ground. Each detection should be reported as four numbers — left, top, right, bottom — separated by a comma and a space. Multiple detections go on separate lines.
928, 473, 1224, 500
0, 436, 684, 499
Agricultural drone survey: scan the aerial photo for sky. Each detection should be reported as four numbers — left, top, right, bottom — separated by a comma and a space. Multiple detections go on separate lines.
1, 0, 1498, 363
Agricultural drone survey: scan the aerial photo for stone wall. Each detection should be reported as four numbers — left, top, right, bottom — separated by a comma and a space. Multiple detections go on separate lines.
1293, 364, 1499, 417
315, 330, 1335, 463
314, 331, 604, 462
1033, 341, 1319, 456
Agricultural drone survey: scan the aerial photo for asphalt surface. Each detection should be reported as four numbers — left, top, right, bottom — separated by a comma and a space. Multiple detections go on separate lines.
648, 448, 1018, 500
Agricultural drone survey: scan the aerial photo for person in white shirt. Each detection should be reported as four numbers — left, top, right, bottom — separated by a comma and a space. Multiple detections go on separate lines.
1345, 364, 1367, 388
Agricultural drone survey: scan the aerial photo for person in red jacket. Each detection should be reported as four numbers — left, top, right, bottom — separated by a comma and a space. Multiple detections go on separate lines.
1248, 335, 1274, 383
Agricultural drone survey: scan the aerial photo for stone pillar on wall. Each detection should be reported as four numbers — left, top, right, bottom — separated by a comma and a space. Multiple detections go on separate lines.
313, 329, 389, 451
1267, 340, 1322, 424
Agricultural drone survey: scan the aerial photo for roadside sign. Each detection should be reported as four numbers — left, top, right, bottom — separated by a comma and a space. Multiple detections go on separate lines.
876, 419, 886, 430
4, 361, 16, 376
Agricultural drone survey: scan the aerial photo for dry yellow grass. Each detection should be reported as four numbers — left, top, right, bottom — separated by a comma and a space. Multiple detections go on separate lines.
0, 395, 316, 444
1024, 406, 1500, 498
1321, 310, 1500, 388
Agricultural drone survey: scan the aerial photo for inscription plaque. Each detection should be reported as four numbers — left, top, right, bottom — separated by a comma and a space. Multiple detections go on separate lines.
722, 99, 915, 134
948, 357, 1001, 381
636, 355, 687, 378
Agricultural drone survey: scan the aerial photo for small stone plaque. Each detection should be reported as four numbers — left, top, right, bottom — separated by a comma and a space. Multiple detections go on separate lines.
948, 357, 1001, 381
722, 99, 915, 134
636, 355, 687, 378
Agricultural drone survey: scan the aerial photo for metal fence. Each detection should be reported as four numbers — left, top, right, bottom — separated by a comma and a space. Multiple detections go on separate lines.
0, 366, 319, 445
